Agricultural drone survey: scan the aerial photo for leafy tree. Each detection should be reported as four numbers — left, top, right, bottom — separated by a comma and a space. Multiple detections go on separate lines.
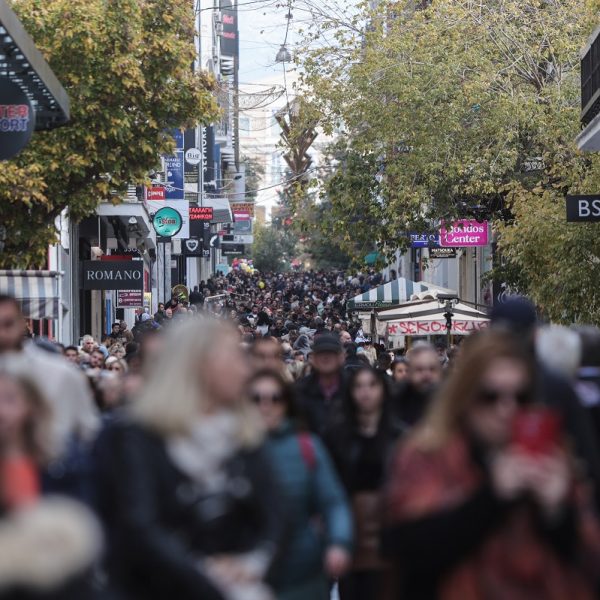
0, 0, 219, 267
252, 221, 296, 272
298, 0, 600, 322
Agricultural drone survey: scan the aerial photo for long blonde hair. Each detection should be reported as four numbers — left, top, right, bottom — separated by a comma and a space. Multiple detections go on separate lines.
413, 330, 535, 451
132, 316, 264, 448
0, 357, 54, 464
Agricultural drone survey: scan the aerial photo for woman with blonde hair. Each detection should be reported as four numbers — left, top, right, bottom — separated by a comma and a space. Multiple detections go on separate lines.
97, 316, 283, 600
382, 330, 600, 600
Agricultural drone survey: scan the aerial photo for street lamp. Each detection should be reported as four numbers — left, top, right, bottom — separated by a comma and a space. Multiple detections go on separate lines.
275, 44, 292, 63
438, 293, 458, 345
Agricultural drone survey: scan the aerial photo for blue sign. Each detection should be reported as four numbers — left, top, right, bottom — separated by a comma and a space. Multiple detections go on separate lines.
409, 233, 440, 248
172, 128, 184, 150
164, 152, 184, 200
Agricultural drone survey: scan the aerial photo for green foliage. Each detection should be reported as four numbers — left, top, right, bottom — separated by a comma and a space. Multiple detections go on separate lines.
299, 0, 600, 323
0, 0, 219, 267
251, 221, 296, 272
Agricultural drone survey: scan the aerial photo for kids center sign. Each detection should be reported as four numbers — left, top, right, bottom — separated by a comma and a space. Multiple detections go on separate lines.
440, 220, 489, 247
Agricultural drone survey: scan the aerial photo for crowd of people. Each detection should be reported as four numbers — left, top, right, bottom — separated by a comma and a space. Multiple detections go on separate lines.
2, 269, 600, 599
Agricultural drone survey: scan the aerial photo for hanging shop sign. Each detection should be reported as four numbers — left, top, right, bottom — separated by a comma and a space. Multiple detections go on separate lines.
409, 233, 440, 248
440, 220, 489, 247
222, 244, 245, 256
116, 289, 144, 308
0, 79, 35, 160
429, 247, 456, 259
183, 238, 209, 257
82, 261, 144, 291
152, 207, 183, 238
146, 186, 165, 201
566, 195, 600, 222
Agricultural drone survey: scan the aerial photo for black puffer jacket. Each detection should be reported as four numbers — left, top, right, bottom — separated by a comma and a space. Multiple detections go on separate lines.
96, 423, 283, 600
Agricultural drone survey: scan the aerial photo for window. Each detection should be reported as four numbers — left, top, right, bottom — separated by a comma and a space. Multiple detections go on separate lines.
239, 116, 251, 136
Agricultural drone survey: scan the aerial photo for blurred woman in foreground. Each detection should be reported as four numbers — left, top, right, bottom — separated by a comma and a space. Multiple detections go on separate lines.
382, 330, 600, 600
0, 360, 101, 599
98, 318, 283, 600
250, 370, 352, 600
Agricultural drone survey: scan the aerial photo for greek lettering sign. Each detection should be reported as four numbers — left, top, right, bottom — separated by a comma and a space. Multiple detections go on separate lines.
152, 207, 183, 238
190, 206, 214, 221
82, 261, 144, 291
440, 220, 489, 247
0, 79, 35, 160
566, 195, 600, 222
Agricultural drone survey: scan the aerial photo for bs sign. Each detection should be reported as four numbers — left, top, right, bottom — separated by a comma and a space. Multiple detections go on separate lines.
0, 80, 35, 160
566, 195, 600, 222
153, 207, 182, 238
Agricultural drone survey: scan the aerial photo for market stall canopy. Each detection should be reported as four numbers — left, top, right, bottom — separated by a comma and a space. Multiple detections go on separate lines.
380, 299, 490, 337
347, 278, 455, 311
0, 270, 61, 319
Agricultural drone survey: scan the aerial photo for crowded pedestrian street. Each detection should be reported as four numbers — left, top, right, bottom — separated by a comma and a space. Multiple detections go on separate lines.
3, 0, 600, 598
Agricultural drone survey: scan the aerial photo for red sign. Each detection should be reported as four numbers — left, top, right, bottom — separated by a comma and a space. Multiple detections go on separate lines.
190, 206, 214, 221
116, 290, 144, 308
387, 320, 489, 336
146, 186, 166, 201
440, 220, 489, 247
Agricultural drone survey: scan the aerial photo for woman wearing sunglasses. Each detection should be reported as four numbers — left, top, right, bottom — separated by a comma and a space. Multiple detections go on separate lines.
382, 330, 600, 599
249, 370, 353, 600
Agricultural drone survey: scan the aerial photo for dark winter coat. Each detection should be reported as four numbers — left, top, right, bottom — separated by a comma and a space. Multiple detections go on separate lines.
95, 423, 283, 600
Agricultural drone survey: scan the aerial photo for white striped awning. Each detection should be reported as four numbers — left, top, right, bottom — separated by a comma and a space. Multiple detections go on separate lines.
347, 278, 455, 310
0, 270, 61, 319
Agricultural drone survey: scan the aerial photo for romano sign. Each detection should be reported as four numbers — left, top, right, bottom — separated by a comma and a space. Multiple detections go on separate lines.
82, 261, 144, 291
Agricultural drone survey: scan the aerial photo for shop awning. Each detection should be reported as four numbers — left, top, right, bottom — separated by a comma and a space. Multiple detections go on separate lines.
0, 270, 61, 319
347, 278, 455, 311
0, 0, 70, 129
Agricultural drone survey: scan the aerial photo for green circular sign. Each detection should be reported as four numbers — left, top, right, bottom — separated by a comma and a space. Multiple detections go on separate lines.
153, 207, 182, 238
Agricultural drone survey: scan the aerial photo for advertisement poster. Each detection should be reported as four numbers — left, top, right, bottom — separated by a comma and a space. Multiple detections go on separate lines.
164, 152, 185, 200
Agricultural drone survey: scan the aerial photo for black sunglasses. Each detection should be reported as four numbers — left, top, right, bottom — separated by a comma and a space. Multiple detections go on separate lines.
251, 392, 283, 404
477, 387, 532, 406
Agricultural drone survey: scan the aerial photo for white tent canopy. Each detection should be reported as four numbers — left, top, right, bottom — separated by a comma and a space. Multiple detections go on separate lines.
347, 278, 455, 311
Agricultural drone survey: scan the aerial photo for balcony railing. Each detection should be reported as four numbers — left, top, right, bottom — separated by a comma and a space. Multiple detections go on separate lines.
582, 25, 600, 126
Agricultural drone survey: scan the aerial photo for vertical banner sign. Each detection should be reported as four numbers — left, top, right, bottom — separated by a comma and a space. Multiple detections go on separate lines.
220, 0, 239, 57
165, 152, 185, 200
184, 129, 200, 202
203, 125, 217, 194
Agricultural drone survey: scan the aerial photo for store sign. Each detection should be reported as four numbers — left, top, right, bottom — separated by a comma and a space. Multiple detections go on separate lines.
190, 206, 214, 221
0, 79, 35, 160
152, 207, 182, 238
146, 186, 165, 201
185, 147, 202, 166
566, 195, 600, 222
117, 289, 144, 308
231, 202, 255, 217
429, 247, 456, 259
409, 233, 440, 248
82, 261, 144, 290
220, 0, 238, 57
222, 244, 245, 256
183, 238, 209, 257
202, 126, 217, 193
440, 220, 489, 247
388, 320, 489, 336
